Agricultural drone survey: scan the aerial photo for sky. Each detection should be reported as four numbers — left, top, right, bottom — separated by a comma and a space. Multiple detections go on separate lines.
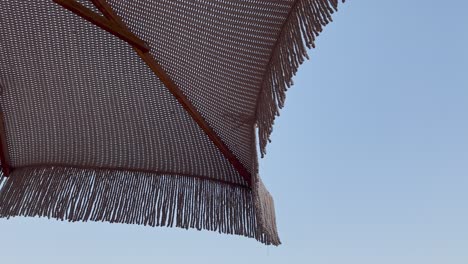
1, 1, 467, 263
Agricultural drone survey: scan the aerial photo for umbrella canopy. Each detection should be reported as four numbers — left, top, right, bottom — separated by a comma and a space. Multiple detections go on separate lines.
0, 0, 344, 245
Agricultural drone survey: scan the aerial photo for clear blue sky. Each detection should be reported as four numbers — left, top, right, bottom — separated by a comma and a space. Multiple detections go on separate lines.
1, 1, 467, 263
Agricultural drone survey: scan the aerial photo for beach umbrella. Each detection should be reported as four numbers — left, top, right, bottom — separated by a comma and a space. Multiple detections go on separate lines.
0, 0, 344, 245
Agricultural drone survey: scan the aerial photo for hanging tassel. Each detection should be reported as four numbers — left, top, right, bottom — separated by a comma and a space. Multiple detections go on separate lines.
0, 166, 281, 245
253, 176, 281, 245
256, 0, 345, 157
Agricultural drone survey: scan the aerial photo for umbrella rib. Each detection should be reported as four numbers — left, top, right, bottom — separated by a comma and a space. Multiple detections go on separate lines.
53, 0, 150, 53
53, 0, 253, 186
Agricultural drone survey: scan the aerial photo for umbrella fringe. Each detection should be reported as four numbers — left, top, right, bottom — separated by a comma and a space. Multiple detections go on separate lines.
0, 166, 280, 245
256, 0, 345, 156
253, 176, 280, 245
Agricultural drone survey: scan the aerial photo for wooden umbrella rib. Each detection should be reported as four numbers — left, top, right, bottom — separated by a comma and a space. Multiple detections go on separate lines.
92, 0, 252, 185
89, 0, 123, 24
55, 0, 252, 185
135, 52, 252, 185
53, 0, 150, 53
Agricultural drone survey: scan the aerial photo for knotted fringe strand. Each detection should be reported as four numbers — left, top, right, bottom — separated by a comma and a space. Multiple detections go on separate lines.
0, 173, 4, 187
252, 175, 280, 245
0, 167, 280, 245
256, 0, 345, 157
250, 126, 281, 245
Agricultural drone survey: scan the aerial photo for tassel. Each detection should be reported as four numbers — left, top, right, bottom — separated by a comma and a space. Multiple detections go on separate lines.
0, 173, 4, 188
256, 0, 345, 157
0, 166, 280, 245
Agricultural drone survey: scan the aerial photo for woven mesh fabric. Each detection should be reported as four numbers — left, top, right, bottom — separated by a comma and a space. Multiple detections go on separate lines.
107, 0, 295, 170
0, 0, 299, 184
0, 0, 346, 245
0, 0, 247, 185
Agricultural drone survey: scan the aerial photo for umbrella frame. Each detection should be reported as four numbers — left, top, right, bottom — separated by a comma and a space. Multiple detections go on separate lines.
0, 0, 253, 186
